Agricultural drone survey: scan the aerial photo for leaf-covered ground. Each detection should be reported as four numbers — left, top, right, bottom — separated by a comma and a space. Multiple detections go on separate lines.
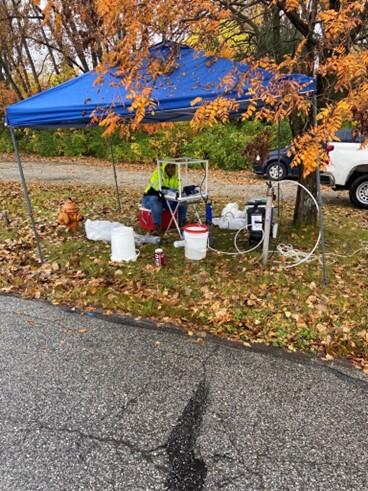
1, 182, 367, 371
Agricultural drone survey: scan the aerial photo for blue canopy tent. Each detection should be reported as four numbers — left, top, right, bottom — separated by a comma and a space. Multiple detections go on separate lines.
5, 43, 315, 262
6, 44, 315, 128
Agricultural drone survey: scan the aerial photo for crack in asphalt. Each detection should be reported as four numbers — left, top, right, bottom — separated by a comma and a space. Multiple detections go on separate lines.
98, 383, 152, 424
211, 411, 364, 489
165, 378, 209, 491
320, 364, 368, 389
257, 454, 367, 468
216, 473, 247, 489
154, 347, 207, 365
213, 411, 265, 489
26, 421, 167, 473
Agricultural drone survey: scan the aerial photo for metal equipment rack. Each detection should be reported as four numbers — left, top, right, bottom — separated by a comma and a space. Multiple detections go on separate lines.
157, 157, 209, 238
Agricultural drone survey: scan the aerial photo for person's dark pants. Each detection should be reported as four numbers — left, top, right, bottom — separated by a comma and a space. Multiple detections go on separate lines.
142, 195, 187, 227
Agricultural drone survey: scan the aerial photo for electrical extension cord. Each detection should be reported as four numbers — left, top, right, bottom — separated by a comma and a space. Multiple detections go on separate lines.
276, 240, 368, 266
273, 179, 321, 269
326, 241, 368, 259
276, 243, 319, 264
208, 224, 265, 256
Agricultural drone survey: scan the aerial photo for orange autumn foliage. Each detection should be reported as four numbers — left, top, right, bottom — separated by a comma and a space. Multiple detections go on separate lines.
84, 0, 368, 175
0, 83, 16, 116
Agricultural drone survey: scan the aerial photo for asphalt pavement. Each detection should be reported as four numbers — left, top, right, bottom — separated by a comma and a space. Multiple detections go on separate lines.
0, 294, 367, 491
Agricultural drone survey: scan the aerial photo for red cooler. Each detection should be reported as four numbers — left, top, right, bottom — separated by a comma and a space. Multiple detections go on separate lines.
138, 207, 175, 232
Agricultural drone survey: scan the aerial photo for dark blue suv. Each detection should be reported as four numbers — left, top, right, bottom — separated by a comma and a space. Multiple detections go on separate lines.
253, 147, 295, 180
253, 129, 358, 181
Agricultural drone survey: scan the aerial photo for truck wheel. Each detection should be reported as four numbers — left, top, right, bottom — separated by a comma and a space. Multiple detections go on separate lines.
349, 175, 368, 209
266, 161, 286, 181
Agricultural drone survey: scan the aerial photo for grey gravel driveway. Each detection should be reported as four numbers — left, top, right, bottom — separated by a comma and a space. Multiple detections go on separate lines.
0, 294, 367, 490
0, 159, 351, 205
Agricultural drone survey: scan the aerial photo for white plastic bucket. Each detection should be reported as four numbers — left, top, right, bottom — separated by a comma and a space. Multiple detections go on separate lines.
111, 226, 139, 262
183, 224, 208, 260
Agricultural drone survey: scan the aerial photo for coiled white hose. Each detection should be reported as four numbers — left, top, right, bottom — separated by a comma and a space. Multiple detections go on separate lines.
208, 179, 321, 267
275, 179, 321, 268
208, 225, 265, 256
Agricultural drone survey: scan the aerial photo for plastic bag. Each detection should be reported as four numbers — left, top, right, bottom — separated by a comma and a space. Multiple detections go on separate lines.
221, 203, 246, 218
134, 233, 160, 246
213, 202, 248, 230
213, 216, 247, 230
85, 219, 123, 241
85, 219, 161, 245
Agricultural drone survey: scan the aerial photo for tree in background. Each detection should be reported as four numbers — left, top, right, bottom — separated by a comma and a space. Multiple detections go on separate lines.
2, 1, 368, 224
93, 0, 368, 225
0, 0, 111, 99
0, 80, 16, 116
0, 0, 39, 98
42, 0, 106, 72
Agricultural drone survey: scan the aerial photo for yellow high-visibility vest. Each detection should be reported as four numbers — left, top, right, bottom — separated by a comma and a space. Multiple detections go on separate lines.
144, 162, 179, 194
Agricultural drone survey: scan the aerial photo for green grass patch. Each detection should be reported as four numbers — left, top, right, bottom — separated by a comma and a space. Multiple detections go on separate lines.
0, 181, 367, 371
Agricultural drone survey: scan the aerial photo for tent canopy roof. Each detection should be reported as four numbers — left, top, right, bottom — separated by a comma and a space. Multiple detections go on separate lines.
5, 43, 315, 129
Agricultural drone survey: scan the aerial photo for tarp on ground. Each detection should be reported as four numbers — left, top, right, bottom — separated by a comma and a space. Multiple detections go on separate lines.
5, 43, 315, 129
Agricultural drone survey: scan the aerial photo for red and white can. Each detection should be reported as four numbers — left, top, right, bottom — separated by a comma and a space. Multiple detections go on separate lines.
154, 248, 166, 267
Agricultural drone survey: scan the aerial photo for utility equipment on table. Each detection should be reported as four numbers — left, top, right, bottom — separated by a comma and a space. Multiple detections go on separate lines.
157, 157, 209, 239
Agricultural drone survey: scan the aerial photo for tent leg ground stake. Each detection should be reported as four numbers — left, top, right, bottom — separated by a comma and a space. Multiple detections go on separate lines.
316, 165, 329, 286
312, 94, 329, 287
109, 139, 122, 213
262, 182, 274, 265
9, 128, 44, 263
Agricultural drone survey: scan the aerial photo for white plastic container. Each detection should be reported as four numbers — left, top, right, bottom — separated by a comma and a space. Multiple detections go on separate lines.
183, 224, 208, 260
111, 226, 139, 262
173, 240, 185, 248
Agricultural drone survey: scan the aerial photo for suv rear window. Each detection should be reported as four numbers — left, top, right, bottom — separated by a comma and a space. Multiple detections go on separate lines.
335, 129, 364, 143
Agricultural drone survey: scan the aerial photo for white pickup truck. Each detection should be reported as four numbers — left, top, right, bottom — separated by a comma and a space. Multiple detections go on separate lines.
254, 129, 368, 209
322, 130, 368, 209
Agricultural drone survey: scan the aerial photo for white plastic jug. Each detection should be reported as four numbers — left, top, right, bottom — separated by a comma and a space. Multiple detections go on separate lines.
111, 226, 139, 262
183, 224, 208, 260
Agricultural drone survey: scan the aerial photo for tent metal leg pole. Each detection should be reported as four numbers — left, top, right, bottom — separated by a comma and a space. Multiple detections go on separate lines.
9, 128, 45, 263
109, 139, 122, 213
262, 182, 273, 265
277, 119, 281, 218
312, 95, 328, 286
316, 166, 328, 286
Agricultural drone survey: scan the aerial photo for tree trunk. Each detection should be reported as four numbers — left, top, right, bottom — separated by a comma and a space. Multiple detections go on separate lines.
91, 48, 99, 69
271, 6, 282, 64
293, 169, 317, 225
31, 1, 60, 75
0, 0, 32, 95
10, 0, 42, 92
38, 22, 60, 75
290, 99, 318, 226
62, 15, 90, 72
0, 55, 23, 99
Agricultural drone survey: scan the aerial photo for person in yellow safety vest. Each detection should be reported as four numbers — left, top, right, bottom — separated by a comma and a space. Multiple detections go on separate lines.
142, 162, 187, 234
